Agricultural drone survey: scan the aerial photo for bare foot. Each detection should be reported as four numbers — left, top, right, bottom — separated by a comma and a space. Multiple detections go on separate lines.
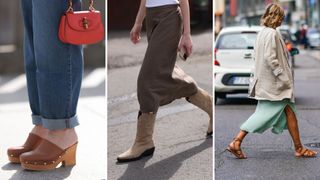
43, 128, 78, 150
227, 138, 247, 159
295, 146, 317, 157
30, 125, 49, 138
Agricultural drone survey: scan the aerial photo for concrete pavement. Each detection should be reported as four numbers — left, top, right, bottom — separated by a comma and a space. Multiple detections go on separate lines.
107, 30, 213, 69
0, 68, 106, 180
215, 50, 320, 180
0, 96, 107, 180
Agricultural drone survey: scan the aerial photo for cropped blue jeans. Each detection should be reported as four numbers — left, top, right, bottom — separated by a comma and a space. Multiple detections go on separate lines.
21, 0, 83, 130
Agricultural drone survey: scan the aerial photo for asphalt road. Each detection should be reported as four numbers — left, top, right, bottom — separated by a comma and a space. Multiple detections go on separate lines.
215, 50, 320, 180
107, 30, 213, 180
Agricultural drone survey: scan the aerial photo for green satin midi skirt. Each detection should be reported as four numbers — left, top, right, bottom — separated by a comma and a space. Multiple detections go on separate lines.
240, 99, 296, 134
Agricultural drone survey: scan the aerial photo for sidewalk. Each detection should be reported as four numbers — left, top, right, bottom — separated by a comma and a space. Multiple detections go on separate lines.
107, 30, 213, 69
107, 56, 213, 180
0, 96, 107, 180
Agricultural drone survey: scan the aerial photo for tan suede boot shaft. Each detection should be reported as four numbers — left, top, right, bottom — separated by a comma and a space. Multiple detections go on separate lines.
188, 88, 213, 134
117, 112, 156, 161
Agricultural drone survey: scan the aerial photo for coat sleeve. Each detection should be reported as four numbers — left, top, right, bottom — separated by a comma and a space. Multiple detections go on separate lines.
264, 31, 283, 76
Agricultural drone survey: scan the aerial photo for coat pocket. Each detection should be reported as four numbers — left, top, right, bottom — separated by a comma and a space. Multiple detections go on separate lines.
248, 77, 258, 96
276, 72, 291, 90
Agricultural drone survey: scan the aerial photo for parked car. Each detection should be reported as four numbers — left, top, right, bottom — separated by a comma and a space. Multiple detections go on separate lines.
190, 0, 212, 26
278, 26, 299, 67
306, 28, 320, 49
278, 25, 298, 44
214, 26, 299, 103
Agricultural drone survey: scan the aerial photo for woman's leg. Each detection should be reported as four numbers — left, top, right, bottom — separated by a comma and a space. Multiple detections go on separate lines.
118, 6, 189, 162
7, 0, 48, 164
32, 0, 82, 131
20, 0, 41, 125
284, 106, 317, 157
117, 112, 156, 162
227, 130, 248, 159
18, 0, 83, 170
186, 88, 213, 136
20, 0, 44, 132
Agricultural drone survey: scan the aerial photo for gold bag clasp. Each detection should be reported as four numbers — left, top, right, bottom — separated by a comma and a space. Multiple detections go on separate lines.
82, 17, 89, 29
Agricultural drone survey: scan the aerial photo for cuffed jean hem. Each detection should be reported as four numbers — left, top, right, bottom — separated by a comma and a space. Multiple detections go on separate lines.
32, 115, 80, 130
32, 115, 43, 126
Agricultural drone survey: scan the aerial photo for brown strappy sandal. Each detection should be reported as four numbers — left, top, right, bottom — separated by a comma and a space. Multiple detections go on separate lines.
226, 138, 247, 159
295, 144, 318, 158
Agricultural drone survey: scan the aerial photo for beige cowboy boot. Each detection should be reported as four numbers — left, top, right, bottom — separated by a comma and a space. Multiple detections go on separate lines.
187, 88, 213, 136
117, 112, 156, 162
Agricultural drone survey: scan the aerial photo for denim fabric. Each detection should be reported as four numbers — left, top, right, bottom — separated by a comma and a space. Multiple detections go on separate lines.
21, 0, 83, 130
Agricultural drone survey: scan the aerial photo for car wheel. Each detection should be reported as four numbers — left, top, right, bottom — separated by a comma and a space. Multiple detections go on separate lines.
215, 92, 227, 105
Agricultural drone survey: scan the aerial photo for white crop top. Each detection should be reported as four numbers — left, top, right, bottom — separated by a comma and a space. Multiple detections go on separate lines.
146, 0, 179, 8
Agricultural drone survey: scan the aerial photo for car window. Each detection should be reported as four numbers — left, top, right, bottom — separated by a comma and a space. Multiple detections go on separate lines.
216, 32, 257, 49
280, 30, 291, 42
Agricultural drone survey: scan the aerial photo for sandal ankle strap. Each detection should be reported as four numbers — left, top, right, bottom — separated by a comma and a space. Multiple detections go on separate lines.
295, 143, 303, 150
233, 138, 243, 143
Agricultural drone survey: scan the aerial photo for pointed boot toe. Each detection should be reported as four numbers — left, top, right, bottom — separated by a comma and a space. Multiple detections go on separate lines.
117, 146, 155, 163
117, 112, 156, 163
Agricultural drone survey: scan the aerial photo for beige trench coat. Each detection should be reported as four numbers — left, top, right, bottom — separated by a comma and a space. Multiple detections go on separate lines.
249, 26, 294, 102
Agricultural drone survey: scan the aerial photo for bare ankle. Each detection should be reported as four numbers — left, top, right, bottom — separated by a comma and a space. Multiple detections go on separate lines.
31, 125, 49, 138
294, 143, 303, 151
44, 128, 78, 150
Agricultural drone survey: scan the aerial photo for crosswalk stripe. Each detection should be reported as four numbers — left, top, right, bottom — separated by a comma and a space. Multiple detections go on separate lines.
0, 74, 26, 94
82, 68, 105, 88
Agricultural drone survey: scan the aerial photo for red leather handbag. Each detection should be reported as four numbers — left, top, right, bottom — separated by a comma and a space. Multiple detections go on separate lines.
59, 0, 104, 45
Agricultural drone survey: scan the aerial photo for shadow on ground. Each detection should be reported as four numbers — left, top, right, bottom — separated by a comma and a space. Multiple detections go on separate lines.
2, 162, 73, 180
115, 138, 212, 180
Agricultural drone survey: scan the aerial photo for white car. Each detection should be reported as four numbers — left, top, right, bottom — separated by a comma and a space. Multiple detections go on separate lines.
307, 28, 320, 48
214, 26, 298, 103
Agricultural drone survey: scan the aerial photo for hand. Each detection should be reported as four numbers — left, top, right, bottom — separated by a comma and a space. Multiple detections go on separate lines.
178, 34, 193, 57
130, 23, 142, 44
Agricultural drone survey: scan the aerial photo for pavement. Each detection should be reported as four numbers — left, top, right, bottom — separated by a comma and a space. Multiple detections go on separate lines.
107, 30, 213, 69
0, 68, 106, 180
215, 50, 320, 180
107, 30, 213, 180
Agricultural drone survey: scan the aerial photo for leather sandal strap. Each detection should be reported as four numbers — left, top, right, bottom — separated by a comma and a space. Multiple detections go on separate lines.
233, 138, 243, 143
299, 148, 308, 155
232, 138, 243, 152
302, 148, 314, 156
296, 147, 316, 157
295, 143, 303, 150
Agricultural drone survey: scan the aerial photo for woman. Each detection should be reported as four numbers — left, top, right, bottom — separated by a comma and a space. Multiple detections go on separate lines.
7, 0, 82, 170
117, 0, 213, 162
227, 3, 317, 159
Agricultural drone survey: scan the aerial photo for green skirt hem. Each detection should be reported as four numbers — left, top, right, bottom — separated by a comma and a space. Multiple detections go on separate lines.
240, 99, 296, 135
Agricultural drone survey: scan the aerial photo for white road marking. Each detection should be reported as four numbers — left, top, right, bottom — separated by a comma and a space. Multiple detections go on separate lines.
82, 68, 105, 88
0, 44, 16, 53
0, 74, 26, 94
108, 92, 137, 105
